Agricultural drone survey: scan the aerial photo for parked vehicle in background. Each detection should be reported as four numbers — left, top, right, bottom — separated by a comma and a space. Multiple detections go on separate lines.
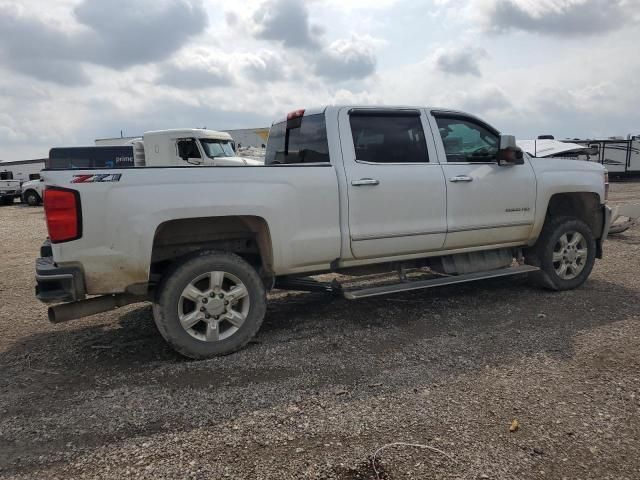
48, 146, 135, 169
519, 135, 640, 176
35, 106, 611, 359
94, 129, 263, 166
21, 178, 45, 206
517, 139, 590, 159
0, 158, 45, 184
0, 171, 20, 205
19, 130, 261, 207
564, 136, 640, 176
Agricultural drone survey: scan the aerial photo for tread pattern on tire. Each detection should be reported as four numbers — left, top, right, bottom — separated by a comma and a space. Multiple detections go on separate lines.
152, 250, 266, 359
25, 191, 40, 206
526, 216, 596, 291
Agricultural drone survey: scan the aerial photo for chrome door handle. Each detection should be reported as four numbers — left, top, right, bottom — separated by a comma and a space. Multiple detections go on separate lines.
351, 178, 380, 186
449, 175, 473, 183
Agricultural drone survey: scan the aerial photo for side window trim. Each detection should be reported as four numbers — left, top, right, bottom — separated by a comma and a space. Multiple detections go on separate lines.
431, 113, 500, 164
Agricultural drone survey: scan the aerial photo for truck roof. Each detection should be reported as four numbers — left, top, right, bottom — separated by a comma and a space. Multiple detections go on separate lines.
143, 129, 233, 141
271, 105, 496, 129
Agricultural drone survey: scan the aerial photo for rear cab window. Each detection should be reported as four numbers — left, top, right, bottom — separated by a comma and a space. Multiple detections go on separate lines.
265, 113, 330, 165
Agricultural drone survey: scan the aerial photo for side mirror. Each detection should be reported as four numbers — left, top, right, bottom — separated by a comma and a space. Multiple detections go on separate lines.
498, 134, 524, 165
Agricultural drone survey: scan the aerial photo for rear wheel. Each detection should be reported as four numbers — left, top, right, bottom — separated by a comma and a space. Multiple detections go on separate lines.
1, 196, 13, 205
526, 216, 596, 291
152, 251, 266, 359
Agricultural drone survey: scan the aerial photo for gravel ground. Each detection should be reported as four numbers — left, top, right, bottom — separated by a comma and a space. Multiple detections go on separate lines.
1, 183, 639, 480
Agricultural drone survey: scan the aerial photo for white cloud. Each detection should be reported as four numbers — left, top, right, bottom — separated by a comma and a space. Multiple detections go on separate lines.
0, 0, 640, 159
433, 45, 488, 77
158, 49, 235, 89
252, 0, 323, 49
0, 0, 208, 85
470, 0, 639, 36
315, 34, 382, 81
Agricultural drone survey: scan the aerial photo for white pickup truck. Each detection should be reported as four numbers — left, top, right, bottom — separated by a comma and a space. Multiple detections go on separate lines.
0, 171, 21, 205
35, 106, 611, 358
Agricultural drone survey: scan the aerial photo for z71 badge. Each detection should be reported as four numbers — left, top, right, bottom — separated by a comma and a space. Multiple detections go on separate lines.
71, 174, 122, 183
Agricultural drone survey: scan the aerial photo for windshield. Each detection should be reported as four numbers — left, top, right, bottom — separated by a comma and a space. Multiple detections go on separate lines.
200, 139, 235, 158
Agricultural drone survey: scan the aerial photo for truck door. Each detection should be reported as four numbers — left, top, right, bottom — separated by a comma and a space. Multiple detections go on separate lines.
428, 112, 536, 250
339, 108, 447, 259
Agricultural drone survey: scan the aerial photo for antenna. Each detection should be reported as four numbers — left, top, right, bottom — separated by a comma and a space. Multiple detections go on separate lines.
120, 130, 123, 138
534, 139, 537, 157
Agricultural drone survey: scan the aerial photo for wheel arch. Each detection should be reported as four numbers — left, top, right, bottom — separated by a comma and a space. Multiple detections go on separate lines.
532, 192, 604, 242
149, 215, 274, 286
23, 188, 41, 201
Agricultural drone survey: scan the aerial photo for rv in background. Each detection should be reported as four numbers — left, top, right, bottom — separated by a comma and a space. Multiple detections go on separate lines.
562, 136, 640, 176
519, 135, 640, 177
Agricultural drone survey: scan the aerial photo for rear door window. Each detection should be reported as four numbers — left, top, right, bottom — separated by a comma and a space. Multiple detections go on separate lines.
265, 114, 330, 165
348, 112, 429, 163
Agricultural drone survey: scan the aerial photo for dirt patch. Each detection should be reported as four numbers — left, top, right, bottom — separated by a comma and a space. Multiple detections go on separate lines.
1, 185, 639, 479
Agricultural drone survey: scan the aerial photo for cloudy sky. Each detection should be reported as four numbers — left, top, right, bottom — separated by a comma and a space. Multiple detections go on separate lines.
1, 0, 639, 160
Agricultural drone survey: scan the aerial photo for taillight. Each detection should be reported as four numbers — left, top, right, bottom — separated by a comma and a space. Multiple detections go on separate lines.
604, 171, 609, 202
44, 188, 82, 243
287, 109, 305, 120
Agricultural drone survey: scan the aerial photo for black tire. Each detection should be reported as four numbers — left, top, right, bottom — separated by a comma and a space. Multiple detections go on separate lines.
24, 190, 41, 206
526, 216, 596, 291
152, 251, 266, 359
1, 196, 13, 205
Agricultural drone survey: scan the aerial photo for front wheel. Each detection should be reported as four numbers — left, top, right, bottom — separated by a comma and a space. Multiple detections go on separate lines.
526, 216, 596, 291
24, 191, 41, 206
152, 251, 267, 359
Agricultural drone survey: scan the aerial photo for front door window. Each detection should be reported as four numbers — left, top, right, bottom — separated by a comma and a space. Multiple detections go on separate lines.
435, 117, 499, 163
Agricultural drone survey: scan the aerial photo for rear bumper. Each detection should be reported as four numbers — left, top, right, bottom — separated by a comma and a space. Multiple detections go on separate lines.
35, 241, 86, 304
